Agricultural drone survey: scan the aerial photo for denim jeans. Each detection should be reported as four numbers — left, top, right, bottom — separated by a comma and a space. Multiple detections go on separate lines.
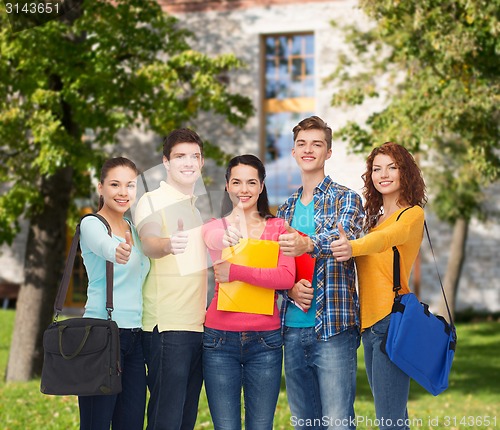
79, 328, 146, 430
202, 328, 283, 430
142, 327, 203, 430
362, 315, 410, 430
284, 326, 360, 430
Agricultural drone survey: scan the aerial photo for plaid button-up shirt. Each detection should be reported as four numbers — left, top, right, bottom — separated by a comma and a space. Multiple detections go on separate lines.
277, 176, 364, 340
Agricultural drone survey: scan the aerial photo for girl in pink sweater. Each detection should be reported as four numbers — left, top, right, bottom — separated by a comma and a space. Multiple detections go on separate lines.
202, 154, 295, 430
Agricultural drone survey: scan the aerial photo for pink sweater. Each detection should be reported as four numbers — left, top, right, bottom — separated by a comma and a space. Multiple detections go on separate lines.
202, 217, 295, 331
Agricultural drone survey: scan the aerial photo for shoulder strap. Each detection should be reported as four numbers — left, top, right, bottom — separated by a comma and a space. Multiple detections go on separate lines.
391, 207, 413, 295
53, 213, 114, 320
396, 206, 413, 221
392, 208, 455, 327
423, 221, 455, 326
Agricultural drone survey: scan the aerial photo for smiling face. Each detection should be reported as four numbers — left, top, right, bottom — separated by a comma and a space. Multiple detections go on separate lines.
371, 153, 401, 198
98, 166, 137, 214
226, 164, 264, 213
163, 142, 204, 194
292, 129, 332, 173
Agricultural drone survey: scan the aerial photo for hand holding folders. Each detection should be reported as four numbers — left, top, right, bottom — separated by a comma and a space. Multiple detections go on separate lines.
217, 238, 279, 315
290, 230, 316, 312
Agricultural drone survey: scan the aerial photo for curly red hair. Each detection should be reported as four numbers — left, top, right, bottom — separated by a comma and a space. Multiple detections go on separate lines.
362, 142, 427, 231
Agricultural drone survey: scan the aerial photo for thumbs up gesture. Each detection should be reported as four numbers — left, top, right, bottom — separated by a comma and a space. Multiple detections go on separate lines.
125, 230, 133, 247
116, 231, 132, 264
170, 218, 189, 255
278, 221, 313, 257
222, 215, 243, 247
330, 223, 352, 261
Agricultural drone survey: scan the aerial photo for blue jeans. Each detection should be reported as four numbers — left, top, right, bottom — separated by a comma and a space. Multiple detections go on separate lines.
202, 328, 283, 430
284, 326, 360, 430
362, 315, 410, 430
79, 328, 146, 430
142, 327, 203, 430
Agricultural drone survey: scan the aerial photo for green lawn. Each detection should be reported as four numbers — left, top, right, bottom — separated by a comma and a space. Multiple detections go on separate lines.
1, 309, 498, 429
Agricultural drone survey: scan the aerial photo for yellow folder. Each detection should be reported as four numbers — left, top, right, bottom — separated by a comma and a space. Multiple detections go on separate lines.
217, 238, 279, 315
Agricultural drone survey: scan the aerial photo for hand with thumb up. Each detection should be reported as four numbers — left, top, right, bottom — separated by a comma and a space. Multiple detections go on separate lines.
116, 231, 133, 264
170, 218, 189, 255
330, 223, 352, 262
278, 221, 313, 257
222, 214, 243, 248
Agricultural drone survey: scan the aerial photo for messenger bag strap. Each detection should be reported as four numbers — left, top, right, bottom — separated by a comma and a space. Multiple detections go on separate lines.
392, 246, 401, 296
392, 208, 455, 329
53, 213, 114, 320
423, 221, 455, 328
391, 207, 412, 297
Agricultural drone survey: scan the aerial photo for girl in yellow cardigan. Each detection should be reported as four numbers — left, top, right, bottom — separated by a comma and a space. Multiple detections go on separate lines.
331, 142, 426, 430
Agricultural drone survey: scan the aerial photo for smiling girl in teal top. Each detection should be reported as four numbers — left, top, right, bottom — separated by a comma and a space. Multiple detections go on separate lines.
78, 157, 150, 430
81, 215, 149, 327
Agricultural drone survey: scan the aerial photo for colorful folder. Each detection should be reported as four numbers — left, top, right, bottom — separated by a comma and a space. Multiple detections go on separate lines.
295, 252, 316, 283
217, 238, 279, 315
295, 231, 316, 283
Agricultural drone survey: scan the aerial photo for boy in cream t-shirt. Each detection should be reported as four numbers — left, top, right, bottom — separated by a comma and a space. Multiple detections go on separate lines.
134, 128, 207, 430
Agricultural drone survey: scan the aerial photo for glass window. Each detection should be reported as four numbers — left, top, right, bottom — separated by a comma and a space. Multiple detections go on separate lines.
262, 33, 315, 206
265, 37, 275, 54
305, 58, 314, 76
305, 35, 314, 55
278, 36, 289, 57
265, 111, 315, 204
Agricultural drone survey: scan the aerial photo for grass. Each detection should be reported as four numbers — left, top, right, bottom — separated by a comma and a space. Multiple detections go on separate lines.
1, 309, 499, 429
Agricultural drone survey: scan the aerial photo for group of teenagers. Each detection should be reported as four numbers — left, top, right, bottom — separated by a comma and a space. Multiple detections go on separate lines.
78, 115, 427, 430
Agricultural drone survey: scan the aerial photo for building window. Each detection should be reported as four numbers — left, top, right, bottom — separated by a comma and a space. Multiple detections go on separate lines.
261, 33, 315, 206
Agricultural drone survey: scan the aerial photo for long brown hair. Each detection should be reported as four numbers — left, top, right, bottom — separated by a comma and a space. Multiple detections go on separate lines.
221, 154, 274, 219
362, 142, 427, 231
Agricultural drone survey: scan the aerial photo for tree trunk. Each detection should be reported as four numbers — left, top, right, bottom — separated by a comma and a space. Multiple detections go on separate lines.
6, 167, 73, 381
439, 217, 469, 322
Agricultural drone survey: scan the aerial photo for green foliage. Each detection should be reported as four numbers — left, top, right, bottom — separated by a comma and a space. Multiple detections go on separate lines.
0, 0, 253, 244
327, 0, 500, 223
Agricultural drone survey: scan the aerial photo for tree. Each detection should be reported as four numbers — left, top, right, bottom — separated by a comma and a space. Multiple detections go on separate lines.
327, 0, 500, 318
0, 0, 253, 381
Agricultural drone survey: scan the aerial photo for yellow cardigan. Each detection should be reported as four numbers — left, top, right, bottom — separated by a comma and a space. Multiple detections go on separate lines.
351, 206, 424, 330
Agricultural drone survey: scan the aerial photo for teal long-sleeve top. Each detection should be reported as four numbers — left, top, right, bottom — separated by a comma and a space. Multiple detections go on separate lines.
80, 216, 150, 328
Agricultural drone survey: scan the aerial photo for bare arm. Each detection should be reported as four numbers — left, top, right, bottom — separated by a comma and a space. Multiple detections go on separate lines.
139, 220, 187, 259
